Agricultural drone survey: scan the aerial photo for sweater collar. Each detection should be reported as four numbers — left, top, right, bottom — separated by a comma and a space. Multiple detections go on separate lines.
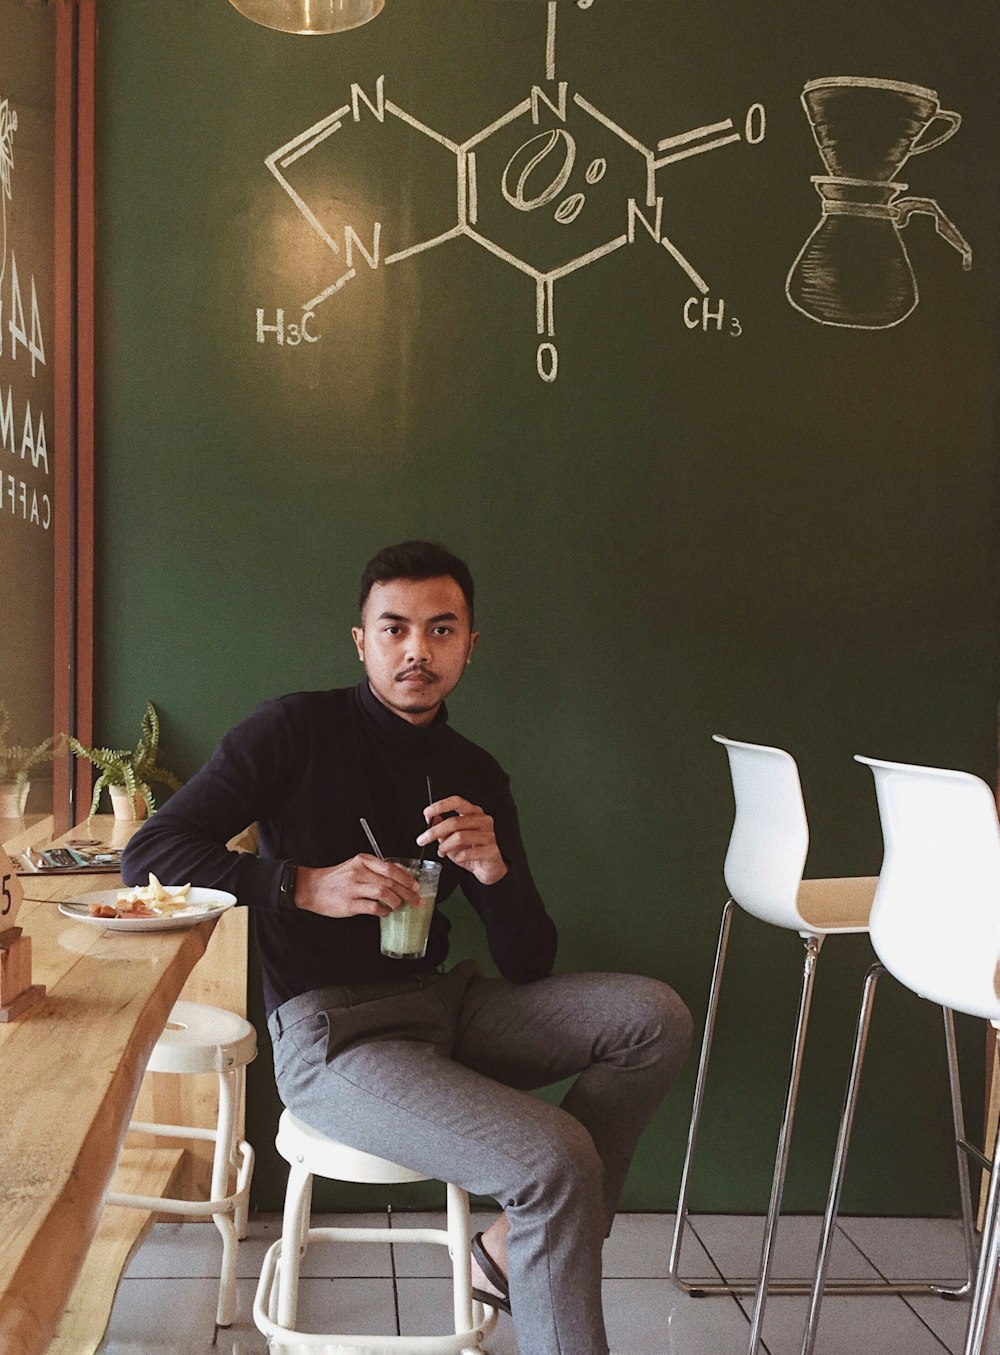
355, 678, 449, 745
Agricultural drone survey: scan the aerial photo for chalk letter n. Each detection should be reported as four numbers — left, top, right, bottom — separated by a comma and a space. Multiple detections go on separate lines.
352, 76, 386, 123
532, 83, 568, 124
345, 223, 382, 271
627, 198, 664, 244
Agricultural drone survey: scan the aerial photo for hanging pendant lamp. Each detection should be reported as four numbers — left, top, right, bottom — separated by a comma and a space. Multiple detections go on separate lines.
227, 0, 385, 35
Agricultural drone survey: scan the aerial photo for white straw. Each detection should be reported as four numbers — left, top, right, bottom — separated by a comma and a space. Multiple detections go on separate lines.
360, 818, 384, 859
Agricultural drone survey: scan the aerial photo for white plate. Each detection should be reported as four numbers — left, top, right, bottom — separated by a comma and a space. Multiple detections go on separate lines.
58, 887, 237, 932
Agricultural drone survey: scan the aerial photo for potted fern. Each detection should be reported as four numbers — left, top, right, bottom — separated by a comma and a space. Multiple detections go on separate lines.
0, 701, 55, 816
69, 701, 183, 821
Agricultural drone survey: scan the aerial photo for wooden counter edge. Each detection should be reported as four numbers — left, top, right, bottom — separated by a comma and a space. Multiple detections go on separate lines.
0, 918, 215, 1355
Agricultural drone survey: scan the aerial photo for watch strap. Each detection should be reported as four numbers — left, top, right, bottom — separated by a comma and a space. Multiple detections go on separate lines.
277, 860, 298, 911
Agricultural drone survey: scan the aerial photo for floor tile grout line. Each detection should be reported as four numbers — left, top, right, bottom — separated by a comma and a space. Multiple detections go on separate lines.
687, 1216, 779, 1355
680, 1215, 957, 1355
387, 1205, 403, 1336
896, 1301, 962, 1355
119, 1270, 401, 1282
834, 1222, 959, 1355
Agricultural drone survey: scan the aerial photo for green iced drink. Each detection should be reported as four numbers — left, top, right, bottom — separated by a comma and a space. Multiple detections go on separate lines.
380, 858, 442, 959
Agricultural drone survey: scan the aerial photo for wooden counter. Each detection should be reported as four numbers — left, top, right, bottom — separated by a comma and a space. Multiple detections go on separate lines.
0, 819, 223, 1355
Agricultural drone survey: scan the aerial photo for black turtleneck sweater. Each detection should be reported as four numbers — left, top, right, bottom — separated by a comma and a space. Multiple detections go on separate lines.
121, 681, 558, 1017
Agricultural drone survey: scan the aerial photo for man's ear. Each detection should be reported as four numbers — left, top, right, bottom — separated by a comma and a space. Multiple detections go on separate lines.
466, 630, 480, 665
351, 625, 365, 662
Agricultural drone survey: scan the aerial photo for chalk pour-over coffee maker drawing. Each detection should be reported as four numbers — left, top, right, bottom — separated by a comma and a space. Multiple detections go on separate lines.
786, 76, 972, 328
0, 98, 16, 290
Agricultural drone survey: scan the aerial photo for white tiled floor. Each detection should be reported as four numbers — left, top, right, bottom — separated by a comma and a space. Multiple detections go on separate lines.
97, 1212, 983, 1354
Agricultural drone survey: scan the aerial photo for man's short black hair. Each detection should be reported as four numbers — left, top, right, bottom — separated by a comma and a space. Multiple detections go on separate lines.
359, 541, 475, 624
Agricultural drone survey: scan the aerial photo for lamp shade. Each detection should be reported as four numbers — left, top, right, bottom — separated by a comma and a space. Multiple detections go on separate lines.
227, 0, 385, 34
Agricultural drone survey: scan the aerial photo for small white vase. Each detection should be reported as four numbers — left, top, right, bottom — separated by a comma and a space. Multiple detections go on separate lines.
0, 781, 28, 816
109, 785, 148, 821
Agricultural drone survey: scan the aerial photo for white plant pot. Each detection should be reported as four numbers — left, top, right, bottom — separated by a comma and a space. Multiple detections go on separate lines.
0, 781, 28, 816
109, 785, 148, 821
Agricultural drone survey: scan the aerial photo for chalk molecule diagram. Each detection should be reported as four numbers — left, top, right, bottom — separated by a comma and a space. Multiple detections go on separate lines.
257, 0, 765, 380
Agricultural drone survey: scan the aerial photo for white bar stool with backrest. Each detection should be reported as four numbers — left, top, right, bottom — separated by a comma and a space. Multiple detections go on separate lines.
801, 757, 1000, 1355
107, 1000, 257, 1328
253, 1107, 499, 1353
669, 737, 976, 1355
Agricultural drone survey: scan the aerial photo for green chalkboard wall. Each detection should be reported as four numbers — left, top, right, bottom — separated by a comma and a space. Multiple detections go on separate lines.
95, 0, 998, 1213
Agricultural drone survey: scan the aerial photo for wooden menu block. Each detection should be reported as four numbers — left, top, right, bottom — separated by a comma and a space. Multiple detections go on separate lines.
0, 931, 32, 1002
0, 847, 44, 1019
0, 840, 24, 929
0, 982, 45, 1022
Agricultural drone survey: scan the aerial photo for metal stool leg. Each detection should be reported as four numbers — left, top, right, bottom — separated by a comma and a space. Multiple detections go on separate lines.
801, 986, 978, 1355
276, 1163, 312, 1330
444, 1182, 480, 1355
800, 962, 882, 1355
669, 899, 735, 1293
964, 1032, 1000, 1355
672, 914, 835, 1304
744, 934, 822, 1355
211, 1068, 240, 1327
234, 1065, 250, 1240
943, 1006, 977, 1300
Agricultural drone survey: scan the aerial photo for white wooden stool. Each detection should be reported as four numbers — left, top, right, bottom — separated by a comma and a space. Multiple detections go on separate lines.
253, 1108, 499, 1353
107, 1000, 257, 1327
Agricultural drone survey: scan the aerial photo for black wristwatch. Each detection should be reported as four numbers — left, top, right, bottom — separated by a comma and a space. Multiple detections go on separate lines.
277, 860, 298, 912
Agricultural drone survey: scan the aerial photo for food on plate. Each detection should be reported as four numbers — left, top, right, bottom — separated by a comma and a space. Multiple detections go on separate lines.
87, 872, 198, 919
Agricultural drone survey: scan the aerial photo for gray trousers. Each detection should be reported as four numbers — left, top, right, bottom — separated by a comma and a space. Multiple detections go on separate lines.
268, 960, 692, 1355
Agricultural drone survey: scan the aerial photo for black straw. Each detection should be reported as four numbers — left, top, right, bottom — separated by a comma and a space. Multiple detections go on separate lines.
422, 776, 435, 860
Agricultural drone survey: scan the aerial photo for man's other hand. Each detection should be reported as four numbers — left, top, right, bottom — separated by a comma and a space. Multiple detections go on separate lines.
417, 796, 509, 886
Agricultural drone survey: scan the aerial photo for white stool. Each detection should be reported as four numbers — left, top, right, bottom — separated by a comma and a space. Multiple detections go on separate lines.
107, 1000, 257, 1327
253, 1108, 499, 1353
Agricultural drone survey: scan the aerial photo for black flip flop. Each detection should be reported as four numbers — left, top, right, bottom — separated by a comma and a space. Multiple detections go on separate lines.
471, 1230, 512, 1315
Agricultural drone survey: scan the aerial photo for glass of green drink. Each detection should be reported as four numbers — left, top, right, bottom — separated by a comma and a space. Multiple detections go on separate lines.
380, 858, 443, 959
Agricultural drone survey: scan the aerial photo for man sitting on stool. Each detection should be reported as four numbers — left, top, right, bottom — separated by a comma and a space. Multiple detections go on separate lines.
123, 539, 693, 1355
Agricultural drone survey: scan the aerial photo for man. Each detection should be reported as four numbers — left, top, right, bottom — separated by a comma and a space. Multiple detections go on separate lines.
123, 540, 692, 1355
